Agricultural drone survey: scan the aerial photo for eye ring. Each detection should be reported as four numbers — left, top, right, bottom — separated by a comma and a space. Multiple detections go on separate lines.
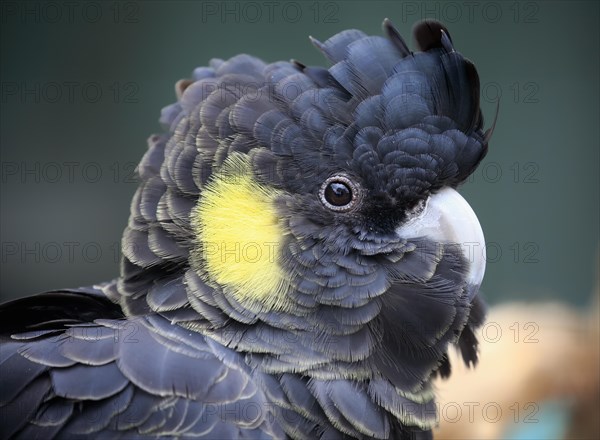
319, 175, 362, 212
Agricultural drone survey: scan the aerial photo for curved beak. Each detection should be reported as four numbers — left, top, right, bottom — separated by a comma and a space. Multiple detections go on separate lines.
396, 187, 486, 294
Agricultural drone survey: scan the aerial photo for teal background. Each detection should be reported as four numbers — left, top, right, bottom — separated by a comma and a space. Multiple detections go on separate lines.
1, 0, 599, 308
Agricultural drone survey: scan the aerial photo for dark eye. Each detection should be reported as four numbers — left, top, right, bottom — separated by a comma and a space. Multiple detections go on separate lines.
319, 175, 361, 212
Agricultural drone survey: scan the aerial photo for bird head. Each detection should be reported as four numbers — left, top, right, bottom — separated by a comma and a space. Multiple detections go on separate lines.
119, 18, 490, 393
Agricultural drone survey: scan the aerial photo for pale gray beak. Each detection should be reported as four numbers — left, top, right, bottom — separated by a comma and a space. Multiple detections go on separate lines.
396, 187, 486, 294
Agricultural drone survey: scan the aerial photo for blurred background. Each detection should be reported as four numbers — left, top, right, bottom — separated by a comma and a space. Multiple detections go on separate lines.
1, 1, 598, 438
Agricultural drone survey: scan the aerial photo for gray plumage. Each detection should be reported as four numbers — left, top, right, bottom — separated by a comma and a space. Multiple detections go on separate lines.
1, 19, 489, 439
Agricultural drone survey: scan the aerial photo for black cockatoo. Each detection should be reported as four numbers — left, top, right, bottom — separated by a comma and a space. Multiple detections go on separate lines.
0, 18, 490, 439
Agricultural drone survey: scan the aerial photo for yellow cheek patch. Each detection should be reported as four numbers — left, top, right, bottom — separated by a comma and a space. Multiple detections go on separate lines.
191, 154, 289, 311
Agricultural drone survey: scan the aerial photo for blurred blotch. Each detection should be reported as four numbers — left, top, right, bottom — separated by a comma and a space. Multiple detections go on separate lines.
434, 280, 599, 439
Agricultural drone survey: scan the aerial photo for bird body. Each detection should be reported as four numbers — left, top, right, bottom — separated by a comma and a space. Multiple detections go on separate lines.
1, 19, 490, 439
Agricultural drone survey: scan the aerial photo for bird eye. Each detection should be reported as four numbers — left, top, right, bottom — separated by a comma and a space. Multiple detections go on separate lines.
319, 175, 361, 212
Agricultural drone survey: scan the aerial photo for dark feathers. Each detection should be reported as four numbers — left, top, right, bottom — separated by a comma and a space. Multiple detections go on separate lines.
1, 18, 489, 439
